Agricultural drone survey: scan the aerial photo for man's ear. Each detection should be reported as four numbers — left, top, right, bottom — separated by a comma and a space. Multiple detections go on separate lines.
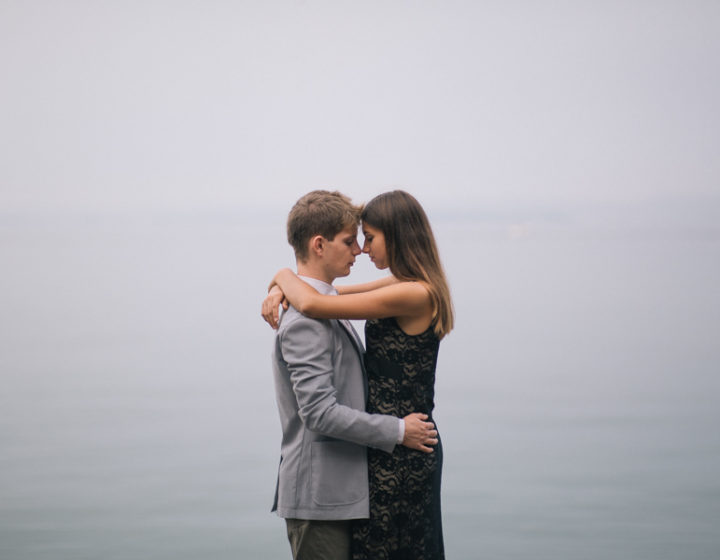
309, 235, 324, 256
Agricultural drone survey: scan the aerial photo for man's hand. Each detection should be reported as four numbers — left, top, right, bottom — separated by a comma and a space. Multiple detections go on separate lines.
402, 413, 438, 453
261, 285, 288, 329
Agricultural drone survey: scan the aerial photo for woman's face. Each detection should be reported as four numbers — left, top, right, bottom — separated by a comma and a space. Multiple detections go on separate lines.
361, 223, 388, 270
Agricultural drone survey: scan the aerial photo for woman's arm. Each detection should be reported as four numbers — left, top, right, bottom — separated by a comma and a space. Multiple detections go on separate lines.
336, 275, 399, 295
272, 268, 431, 321
261, 285, 289, 329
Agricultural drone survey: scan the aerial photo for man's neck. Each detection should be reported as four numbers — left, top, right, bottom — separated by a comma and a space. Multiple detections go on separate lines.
296, 263, 334, 286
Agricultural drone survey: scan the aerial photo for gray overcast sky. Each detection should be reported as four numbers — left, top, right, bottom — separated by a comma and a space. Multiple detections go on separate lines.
1, 1, 719, 222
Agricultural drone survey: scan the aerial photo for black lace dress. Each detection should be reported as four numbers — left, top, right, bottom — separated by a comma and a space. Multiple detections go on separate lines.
352, 317, 445, 560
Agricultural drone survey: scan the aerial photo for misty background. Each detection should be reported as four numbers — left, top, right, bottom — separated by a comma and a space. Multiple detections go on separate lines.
1, 1, 719, 559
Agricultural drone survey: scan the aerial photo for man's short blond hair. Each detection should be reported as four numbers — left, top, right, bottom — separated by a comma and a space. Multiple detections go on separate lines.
287, 190, 362, 262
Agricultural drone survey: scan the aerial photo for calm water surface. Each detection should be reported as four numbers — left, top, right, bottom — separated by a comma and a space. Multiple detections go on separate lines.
1, 215, 718, 559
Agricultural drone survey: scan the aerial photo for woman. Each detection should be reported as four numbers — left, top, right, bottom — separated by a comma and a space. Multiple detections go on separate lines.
265, 190, 453, 560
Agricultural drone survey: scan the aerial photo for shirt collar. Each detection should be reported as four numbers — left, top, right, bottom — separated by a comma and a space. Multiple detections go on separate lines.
298, 275, 337, 296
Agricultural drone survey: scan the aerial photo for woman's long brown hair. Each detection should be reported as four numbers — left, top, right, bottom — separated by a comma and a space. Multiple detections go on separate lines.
361, 191, 454, 339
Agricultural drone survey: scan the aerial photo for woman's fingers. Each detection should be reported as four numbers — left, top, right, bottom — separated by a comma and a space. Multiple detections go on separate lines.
261, 297, 280, 329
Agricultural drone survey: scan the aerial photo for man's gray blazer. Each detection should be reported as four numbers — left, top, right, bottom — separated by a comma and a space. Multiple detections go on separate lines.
271, 277, 399, 520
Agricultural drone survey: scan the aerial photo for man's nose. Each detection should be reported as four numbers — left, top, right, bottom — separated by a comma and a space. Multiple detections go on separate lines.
352, 241, 362, 255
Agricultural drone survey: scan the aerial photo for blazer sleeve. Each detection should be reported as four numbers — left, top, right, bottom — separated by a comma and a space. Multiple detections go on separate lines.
279, 316, 398, 454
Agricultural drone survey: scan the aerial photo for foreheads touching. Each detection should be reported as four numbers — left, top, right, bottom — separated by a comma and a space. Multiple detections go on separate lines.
287, 190, 362, 262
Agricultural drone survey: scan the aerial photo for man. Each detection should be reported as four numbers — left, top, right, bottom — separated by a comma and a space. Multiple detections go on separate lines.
267, 190, 437, 559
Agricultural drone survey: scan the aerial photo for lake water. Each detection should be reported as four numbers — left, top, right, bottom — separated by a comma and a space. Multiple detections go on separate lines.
1, 212, 719, 559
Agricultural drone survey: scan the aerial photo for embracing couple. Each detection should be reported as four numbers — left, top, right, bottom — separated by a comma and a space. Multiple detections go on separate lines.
261, 190, 454, 560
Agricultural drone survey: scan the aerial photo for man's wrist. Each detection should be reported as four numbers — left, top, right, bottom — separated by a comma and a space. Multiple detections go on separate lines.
397, 418, 405, 444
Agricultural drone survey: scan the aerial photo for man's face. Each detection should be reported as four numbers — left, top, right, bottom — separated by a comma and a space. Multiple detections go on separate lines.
322, 226, 362, 280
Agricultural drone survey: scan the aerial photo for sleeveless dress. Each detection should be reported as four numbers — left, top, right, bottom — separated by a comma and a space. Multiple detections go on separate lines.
352, 317, 445, 560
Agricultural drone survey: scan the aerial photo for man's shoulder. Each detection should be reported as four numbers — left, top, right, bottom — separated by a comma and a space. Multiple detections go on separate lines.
278, 307, 333, 335
276, 308, 338, 359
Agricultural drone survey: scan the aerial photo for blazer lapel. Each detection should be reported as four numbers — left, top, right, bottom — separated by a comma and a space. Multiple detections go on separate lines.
337, 319, 366, 372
